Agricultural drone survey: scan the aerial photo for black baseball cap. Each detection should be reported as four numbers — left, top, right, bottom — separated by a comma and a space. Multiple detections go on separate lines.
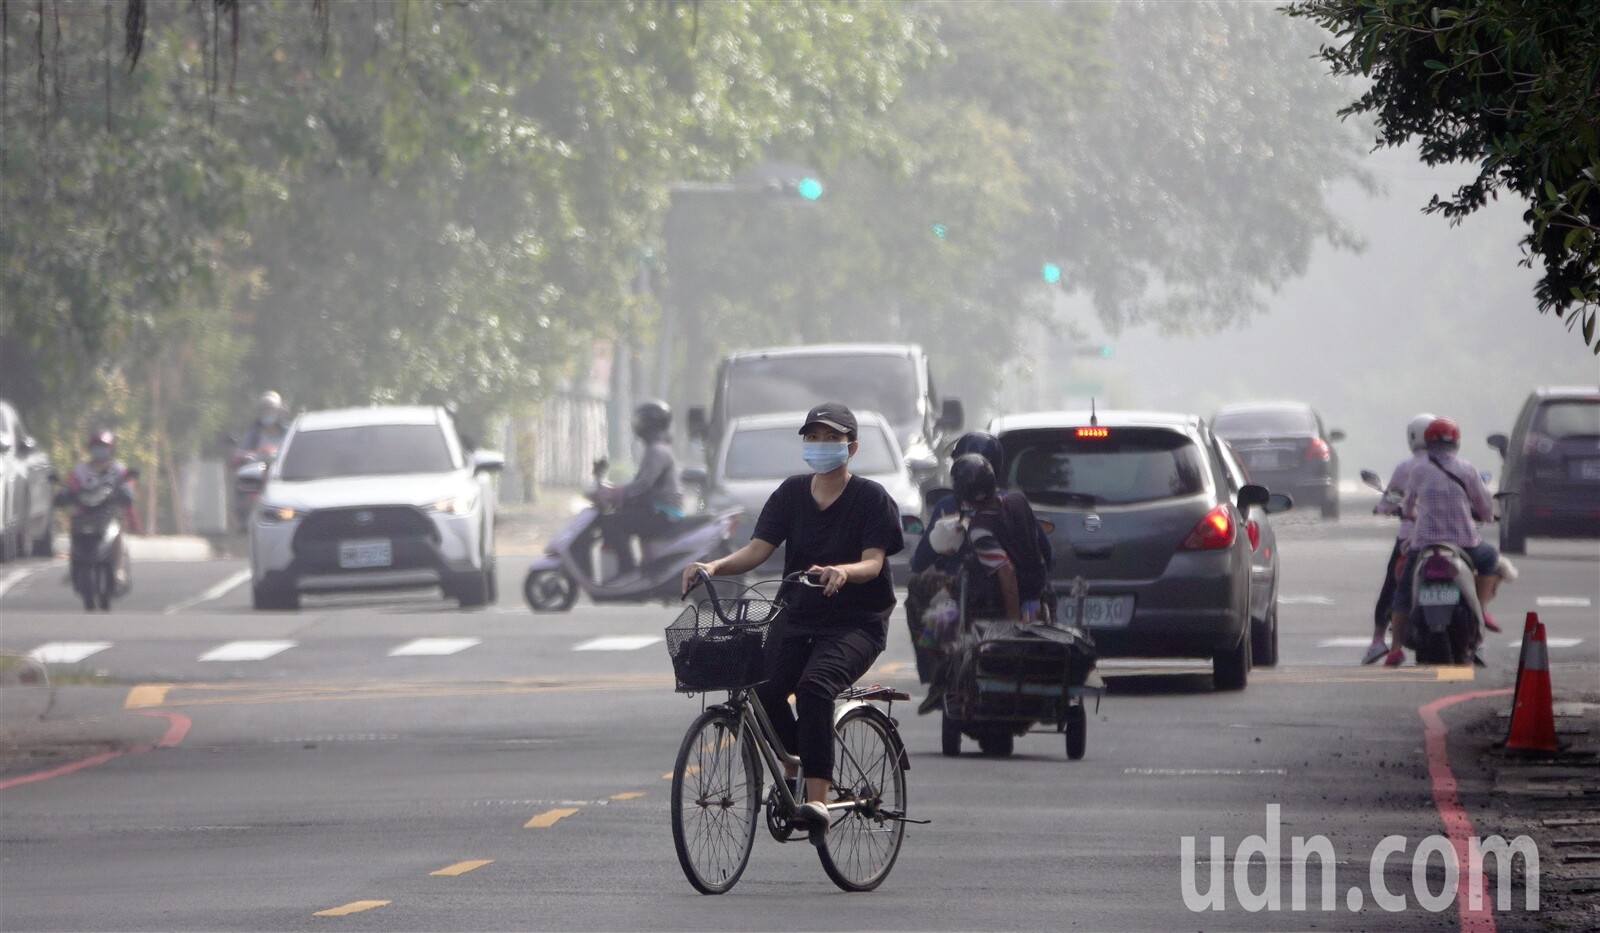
799, 402, 857, 438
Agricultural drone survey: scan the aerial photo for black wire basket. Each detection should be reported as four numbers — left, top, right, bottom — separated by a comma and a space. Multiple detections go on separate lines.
665, 586, 784, 693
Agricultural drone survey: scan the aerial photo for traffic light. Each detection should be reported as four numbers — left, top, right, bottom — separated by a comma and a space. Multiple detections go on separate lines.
1042, 262, 1062, 285
931, 223, 948, 240
1098, 344, 1113, 358
795, 177, 823, 201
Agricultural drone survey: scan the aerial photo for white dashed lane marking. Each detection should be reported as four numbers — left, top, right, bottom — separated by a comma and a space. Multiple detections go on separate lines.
1317, 637, 1374, 649
27, 642, 112, 664
162, 569, 252, 614
573, 636, 663, 651
1508, 638, 1585, 649
388, 637, 481, 657
1536, 596, 1592, 608
1279, 596, 1335, 606
0, 565, 46, 600
199, 640, 296, 662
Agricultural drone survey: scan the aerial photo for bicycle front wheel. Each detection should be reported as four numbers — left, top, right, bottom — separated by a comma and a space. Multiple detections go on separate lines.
670, 707, 761, 894
818, 707, 907, 892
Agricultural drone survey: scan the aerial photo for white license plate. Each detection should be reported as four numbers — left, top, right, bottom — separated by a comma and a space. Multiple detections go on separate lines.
1417, 583, 1459, 607
338, 539, 392, 569
1574, 458, 1600, 481
1059, 595, 1136, 628
1247, 452, 1280, 470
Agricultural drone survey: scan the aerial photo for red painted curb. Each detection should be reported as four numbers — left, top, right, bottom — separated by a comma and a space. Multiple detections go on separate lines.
1418, 688, 1512, 933
0, 709, 191, 791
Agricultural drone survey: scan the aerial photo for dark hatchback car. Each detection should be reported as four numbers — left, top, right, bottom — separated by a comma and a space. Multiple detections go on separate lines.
1211, 402, 1344, 519
1488, 386, 1600, 554
991, 411, 1293, 690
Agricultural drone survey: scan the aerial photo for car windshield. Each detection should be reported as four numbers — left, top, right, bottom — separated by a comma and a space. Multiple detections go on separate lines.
1213, 408, 1316, 436
725, 355, 920, 427
1003, 428, 1207, 506
1535, 400, 1600, 438
724, 422, 898, 480
278, 424, 456, 480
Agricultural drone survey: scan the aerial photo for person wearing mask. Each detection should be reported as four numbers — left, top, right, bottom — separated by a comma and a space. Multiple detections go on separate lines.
1382, 416, 1505, 667
598, 400, 684, 578
680, 403, 904, 837
234, 391, 291, 464
57, 429, 142, 587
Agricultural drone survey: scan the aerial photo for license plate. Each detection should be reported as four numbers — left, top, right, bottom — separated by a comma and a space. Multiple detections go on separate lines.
1058, 595, 1135, 628
1417, 583, 1459, 607
1573, 458, 1600, 481
1247, 452, 1280, 471
338, 538, 392, 569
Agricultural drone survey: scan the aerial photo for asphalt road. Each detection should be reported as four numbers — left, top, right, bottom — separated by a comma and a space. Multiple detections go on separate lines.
0, 513, 1595, 931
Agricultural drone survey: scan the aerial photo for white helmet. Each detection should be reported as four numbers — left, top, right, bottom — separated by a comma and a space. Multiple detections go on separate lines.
1406, 412, 1436, 451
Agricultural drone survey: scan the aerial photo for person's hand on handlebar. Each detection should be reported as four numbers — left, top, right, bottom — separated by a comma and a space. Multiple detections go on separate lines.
681, 562, 716, 598
808, 564, 848, 597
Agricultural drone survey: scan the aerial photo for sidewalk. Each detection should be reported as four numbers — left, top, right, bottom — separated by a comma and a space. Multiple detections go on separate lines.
0, 684, 169, 783
48, 534, 215, 561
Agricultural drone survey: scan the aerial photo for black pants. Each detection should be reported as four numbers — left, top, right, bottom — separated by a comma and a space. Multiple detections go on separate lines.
598, 504, 673, 574
754, 624, 881, 784
1373, 538, 1404, 632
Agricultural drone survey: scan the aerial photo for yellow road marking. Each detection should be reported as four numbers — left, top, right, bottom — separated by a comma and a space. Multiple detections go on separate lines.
1433, 665, 1476, 681
314, 900, 389, 916
1253, 666, 1475, 684
124, 684, 172, 709
524, 807, 580, 828
663, 764, 699, 780
430, 860, 493, 876
609, 791, 645, 800
127, 674, 674, 709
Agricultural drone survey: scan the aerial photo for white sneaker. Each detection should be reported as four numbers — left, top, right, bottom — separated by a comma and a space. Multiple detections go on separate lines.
1360, 640, 1389, 665
795, 801, 830, 829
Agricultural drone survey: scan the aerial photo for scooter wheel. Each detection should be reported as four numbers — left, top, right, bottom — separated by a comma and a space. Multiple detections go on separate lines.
524, 568, 578, 613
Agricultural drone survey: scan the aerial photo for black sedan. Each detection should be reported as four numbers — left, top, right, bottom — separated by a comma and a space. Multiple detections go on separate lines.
991, 410, 1292, 690
1211, 401, 1344, 519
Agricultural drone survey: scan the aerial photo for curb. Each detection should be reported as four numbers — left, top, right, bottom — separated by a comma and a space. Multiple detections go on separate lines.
52, 534, 214, 562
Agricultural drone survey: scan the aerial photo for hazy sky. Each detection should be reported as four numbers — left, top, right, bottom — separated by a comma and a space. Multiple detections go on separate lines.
1041, 145, 1598, 478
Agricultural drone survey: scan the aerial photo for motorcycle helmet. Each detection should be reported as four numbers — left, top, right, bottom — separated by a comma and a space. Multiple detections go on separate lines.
1423, 416, 1461, 449
951, 453, 997, 505
1406, 413, 1437, 452
632, 399, 672, 440
86, 428, 115, 462
952, 431, 1003, 474
257, 390, 284, 425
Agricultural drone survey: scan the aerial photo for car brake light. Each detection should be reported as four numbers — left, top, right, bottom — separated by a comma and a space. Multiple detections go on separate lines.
1076, 427, 1109, 439
1246, 519, 1260, 551
1180, 505, 1235, 550
1305, 436, 1331, 460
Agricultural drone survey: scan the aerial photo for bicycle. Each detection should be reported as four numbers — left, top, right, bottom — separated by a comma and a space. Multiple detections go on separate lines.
665, 570, 922, 894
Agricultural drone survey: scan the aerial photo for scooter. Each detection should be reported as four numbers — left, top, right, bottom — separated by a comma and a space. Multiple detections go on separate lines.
52, 468, 138, 611
229, 441, 278, 531
1360, 469, 1509, 666
523, 459, 744, 612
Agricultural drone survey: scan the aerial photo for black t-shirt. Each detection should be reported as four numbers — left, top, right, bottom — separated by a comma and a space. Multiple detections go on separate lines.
752, 474, 905, 638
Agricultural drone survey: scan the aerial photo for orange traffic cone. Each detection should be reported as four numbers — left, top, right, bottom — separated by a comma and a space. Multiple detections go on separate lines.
1505, 621, 1560, 753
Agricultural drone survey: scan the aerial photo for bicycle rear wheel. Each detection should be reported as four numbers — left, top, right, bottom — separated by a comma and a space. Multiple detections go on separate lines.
818, 707, 906, 892
671, 707, 761, 894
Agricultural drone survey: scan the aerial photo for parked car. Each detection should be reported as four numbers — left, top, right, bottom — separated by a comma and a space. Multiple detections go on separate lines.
1487, 386, 1600, 554
687, 344, 963, 489
1211, 401, 1344, 519
0, 399, 55, 561
241, 405, 504, 610
990, 410, 1292, 689
686, 410, 925, 578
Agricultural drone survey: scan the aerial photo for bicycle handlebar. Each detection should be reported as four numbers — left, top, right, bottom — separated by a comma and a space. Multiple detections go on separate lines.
682, 569, 824, 626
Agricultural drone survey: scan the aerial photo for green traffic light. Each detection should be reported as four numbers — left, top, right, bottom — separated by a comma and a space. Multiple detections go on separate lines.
931, 223, 947, 239
1099, 345, 1114, 358
1042, 262, 1062, 284
796, 177, 823, 200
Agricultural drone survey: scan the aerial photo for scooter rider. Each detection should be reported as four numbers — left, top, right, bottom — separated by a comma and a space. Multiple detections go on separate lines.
56, 429, 142, 585
599, 400, 684, 577
1362, 413, 1434, 664
1381, 416, 1502, 667
233, 391, 290, 465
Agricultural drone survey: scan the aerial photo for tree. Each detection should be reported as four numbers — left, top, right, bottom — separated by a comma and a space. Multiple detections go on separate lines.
1288, 0, 1600, 353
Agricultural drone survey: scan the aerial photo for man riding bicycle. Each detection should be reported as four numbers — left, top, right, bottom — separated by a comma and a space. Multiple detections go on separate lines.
681, 402, 904, 834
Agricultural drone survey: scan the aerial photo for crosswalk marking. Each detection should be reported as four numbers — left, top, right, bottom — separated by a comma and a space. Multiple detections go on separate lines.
1509, 638, 1585, 649
1317, 637, 1374, 649
388, 638, 481, 657
573, 636, 662, 651
0, 565, 44, 600
199, 640, 296, 662
1279, 595, 1335, 606
1536, 596, 1592, 608
27, 642, 112, 664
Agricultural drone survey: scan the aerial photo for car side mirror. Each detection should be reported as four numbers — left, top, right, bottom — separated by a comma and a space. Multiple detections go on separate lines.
1359, 469, 1383, 492
1487, 433, 1508, 457
471, 449, 505, 473
687, 406, 708, 440
1328, 429, 1346, 443
235, 461, 267, 494
900, 514, 925, 536
681, 466, 707, 487
938, 398, 964, 431
1237, 483, 1271, 511
906, 454, 938, 476
923, 486, 953, 514
1264, 492, 1293, 514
